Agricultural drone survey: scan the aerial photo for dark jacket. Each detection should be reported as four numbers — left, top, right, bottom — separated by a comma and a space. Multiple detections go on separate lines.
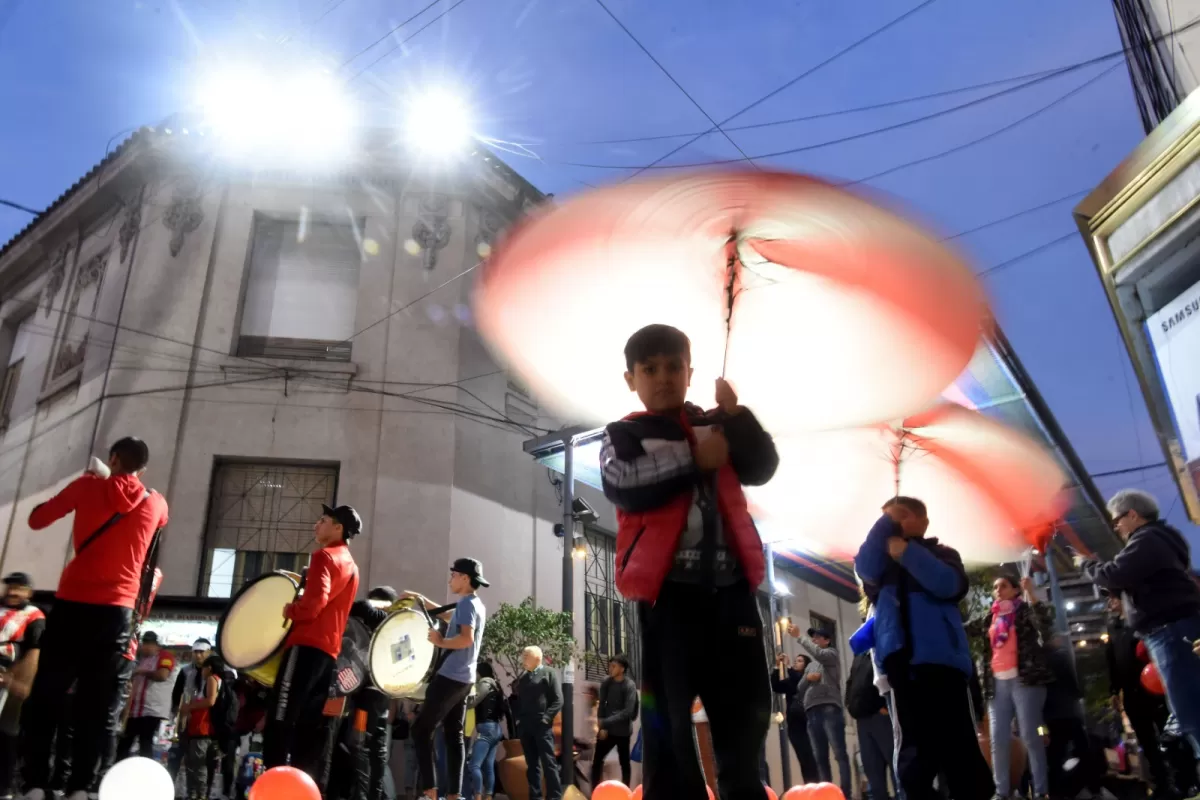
597, 677, 639, 737
1105, 617, 1162, 710
771, 667, 810, 724
1082, 522, 1200, 633
516, 667, 564, 729
1042, 641, 1083, 722
972, 600, 1055, 698
845, 651, 886, 720
854, 515, 972, 677
600, 404, 778, 602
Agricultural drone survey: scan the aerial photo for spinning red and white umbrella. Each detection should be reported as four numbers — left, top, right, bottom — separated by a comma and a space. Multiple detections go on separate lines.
747, 403, 1069, 564
474, 170, 989, 434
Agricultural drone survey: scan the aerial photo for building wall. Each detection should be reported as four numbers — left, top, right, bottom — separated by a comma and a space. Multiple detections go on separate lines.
0, 136, 865, 790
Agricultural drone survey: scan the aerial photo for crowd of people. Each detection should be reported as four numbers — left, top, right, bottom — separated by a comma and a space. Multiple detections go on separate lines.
0, 323, 1193, 800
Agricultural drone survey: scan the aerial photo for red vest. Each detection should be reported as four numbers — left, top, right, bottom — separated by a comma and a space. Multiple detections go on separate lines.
613, 410, 765, 602
0, 604, 44, 663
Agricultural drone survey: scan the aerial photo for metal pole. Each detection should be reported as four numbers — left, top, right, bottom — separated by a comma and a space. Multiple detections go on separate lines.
1044, 546, 1078, 667
561, 434, 576, 784
764, 545, 792, 788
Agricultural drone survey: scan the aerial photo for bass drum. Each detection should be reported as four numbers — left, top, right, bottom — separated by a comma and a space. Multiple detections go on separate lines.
368, 608, 438, 700
217, 570, 301, 687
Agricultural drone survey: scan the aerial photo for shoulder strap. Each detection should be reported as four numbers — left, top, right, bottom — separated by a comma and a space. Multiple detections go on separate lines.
74, 489, 151, 558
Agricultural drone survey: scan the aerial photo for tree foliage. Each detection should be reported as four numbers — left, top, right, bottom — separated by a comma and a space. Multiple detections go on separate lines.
480, 597, 579, 680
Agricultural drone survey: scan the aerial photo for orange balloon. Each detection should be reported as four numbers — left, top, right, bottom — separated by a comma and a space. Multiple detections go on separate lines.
249, 766, 320, 800
593, 781, 633, 800
632, 785, 643, 800
810, 783, 845, 800
765, 785, 779, 800
783, 787, 811, 800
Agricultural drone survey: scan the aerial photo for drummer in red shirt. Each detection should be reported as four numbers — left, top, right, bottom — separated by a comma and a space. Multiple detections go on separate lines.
18, 436, 168, 800
263, 503, 361, 783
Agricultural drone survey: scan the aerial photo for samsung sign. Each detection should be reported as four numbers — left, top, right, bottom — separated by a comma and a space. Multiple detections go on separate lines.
1148, 278, 1200, 479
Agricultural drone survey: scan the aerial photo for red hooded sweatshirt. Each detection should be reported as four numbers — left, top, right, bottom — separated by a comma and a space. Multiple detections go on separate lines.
285, 542, 359, 660
29, 473, 169, 608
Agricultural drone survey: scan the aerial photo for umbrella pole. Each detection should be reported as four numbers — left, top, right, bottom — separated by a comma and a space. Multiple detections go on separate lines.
764, 545, 792, 789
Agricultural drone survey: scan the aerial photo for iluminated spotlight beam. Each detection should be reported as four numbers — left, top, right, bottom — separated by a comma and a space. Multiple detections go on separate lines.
404, 88, 474, 159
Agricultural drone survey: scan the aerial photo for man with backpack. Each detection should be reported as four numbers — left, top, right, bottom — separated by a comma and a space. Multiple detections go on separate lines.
18, 437, 169, 800
178, 655, 238, 800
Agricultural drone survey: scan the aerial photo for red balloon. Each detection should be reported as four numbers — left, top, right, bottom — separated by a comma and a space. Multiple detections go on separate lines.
765, 785, 780, 800
1141, 662, 1166, 695
783, 787, 813, 800
594, 781, 633, 800
810, 783, 847, 800
707, 787, 716, 800
249, 766, 320, 800
1136, 640, 1150, 663
632, 785, 643, 800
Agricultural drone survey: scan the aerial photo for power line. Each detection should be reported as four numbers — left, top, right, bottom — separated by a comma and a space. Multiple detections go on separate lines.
941, 189, 1088, 241
588, 0, 757, 167
1089, 462, 1169, 479
843, 62, 1122, 187
978, 231, 1077, 278
338, 0, 445, 69
344, 0, 475, 84
628, 0, 940, 178
0, 199, 41, 216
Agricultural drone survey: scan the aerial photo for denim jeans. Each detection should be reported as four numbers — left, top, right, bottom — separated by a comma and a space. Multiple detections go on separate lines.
1143, 614, 1200, 759
988, 678, 1048, 796
466, 720, 504, 796
808, 704, 852, 798
857, 711, 895, 800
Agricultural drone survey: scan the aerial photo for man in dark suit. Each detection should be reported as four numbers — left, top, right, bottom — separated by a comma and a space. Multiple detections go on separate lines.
516, 646, 563, 800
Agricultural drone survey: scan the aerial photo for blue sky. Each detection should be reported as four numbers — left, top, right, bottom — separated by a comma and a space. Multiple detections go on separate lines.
0, 0, 1191, 549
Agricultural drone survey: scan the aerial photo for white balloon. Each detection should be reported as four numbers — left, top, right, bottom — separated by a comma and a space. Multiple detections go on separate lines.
99, 756, 173, 800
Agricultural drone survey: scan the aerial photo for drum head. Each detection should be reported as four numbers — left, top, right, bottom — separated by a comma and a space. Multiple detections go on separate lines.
368, 609, 437, 699
333, 617, 371, 697
218, 571, 299, 670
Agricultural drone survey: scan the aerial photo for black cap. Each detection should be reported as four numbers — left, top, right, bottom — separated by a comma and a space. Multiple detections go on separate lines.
2, 572, 31, 588
451, 557, 489, 587
322, 504, 363, 539
141, 631, 159, 644
808, 626, 835, 640
368, 586, 399, 604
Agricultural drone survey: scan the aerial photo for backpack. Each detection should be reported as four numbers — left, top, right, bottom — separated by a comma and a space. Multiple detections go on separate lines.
844, 651, 885, 719
211, 673, 240, 742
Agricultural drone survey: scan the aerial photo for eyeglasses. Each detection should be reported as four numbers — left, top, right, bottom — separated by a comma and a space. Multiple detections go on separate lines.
1110, 510, 1132, 527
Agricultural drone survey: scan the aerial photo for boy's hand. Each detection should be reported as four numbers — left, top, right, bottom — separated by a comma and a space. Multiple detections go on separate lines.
715, 378, 740, 415
694, 431, 729, 471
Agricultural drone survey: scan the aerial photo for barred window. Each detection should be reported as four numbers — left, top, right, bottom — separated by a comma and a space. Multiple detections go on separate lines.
583, 528, 640, 681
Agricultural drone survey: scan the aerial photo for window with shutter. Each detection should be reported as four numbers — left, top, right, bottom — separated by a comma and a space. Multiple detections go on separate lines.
237, 216, 362, 361
0, 315, 35, 429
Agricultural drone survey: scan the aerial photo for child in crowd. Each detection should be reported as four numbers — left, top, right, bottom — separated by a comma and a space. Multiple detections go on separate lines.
600, 324, 778, 800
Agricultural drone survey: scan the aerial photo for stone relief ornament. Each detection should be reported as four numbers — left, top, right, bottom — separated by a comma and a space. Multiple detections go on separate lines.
163, 179, 204, 257
72, 251, 108, 309
53, 334, 87, 379
118, 189, 143, 264
412, 194, 452, 271
43, 244, 71, 316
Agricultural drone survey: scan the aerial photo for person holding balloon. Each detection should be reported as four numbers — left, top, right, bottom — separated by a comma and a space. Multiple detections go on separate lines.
1079, 489, 1200, 764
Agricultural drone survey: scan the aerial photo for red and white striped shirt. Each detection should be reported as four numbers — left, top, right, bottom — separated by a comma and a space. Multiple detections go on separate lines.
129, 650, 177, 719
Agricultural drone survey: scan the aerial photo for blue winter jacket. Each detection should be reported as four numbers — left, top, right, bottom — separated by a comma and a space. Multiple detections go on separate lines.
854, 514, 972, 678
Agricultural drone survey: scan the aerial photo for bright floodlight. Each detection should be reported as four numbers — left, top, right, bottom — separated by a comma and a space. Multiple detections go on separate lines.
405, 89, 472, 157
197, 65, 357, 163
773, 579, 791, 596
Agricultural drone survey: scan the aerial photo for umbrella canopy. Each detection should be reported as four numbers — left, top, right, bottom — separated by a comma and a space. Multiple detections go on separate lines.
747, 403, 1069, 564
475, 170, 989, 434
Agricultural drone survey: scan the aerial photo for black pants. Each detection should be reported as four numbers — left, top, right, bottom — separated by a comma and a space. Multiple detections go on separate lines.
20, 600, 133, 794
590, 733, 631, 786
412, 674, 471, 795
118, 715, 163, 760
354, 691, 390, 800
1046, 717, 1101, 797
639, 581, 771, 800
49, 692, 74, 792
519, 722, 562, 800
786, 713, 819, 783
1124, 694, 1176, 794
263, 644, 336, 784
886, 661, 994, 800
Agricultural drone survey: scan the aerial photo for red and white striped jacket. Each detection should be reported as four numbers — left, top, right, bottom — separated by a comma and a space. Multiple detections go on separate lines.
0, 604, 44, 665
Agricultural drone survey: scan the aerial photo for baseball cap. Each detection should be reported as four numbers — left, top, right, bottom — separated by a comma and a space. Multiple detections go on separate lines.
451, 557, 490, 587
808, 626, 835, 640
2, 572, 31, 588
368, 586, 399, 604
322, 504, 363, 539
141, 631, 159, 644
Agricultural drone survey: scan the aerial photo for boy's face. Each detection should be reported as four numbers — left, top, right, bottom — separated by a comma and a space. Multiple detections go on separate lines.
625, 353, 692, 413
